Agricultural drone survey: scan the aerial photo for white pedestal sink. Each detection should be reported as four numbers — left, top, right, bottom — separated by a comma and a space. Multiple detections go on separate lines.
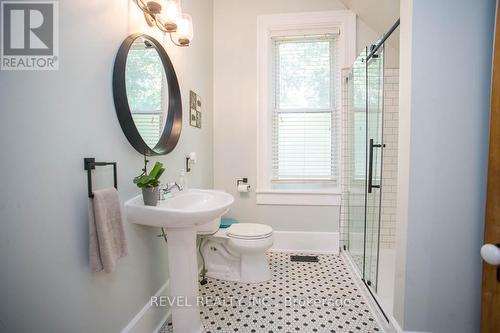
125, 189, 234, 333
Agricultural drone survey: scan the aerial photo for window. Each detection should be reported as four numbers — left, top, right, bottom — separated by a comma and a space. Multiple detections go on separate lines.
126, 47, 167, 148
257, 11, 356, 205
271, 35, 338, 183
351, 56, 367, 181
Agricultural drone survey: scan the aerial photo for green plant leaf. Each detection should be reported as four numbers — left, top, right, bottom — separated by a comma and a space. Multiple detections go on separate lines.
136, 175, 152, 188
149, 162, 164, 179
154, 167, 165, 181
133, 175, 143, 184
133, 161, 164, 188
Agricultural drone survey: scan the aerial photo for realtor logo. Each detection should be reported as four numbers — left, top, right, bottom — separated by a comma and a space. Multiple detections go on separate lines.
1, 1, 59, 70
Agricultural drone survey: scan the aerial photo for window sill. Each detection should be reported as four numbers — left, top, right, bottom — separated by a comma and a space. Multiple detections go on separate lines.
255, 189, 341, 206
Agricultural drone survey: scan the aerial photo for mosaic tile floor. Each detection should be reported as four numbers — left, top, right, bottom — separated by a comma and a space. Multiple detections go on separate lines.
160, 252, 383, 333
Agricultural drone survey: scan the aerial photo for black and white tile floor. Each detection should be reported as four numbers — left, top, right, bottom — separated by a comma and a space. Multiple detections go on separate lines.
160, 252, 383, 333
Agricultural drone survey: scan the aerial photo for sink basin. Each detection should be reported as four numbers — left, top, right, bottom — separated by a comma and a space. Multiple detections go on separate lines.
125, 189, 234, 228
124, 189, 234, 333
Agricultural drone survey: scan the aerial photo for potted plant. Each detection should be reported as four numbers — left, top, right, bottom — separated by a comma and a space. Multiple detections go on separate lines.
133, 161, 165, 206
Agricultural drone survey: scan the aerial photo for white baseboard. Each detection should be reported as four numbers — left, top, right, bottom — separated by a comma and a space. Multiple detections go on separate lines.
120, 281, 171, 333
270, 231, 339, 254
391, 314, 403, 333
394, 322, 431, 333
121, 264, 204, 333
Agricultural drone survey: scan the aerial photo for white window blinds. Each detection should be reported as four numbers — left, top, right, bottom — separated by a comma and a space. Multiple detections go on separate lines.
271, 35, 338, 182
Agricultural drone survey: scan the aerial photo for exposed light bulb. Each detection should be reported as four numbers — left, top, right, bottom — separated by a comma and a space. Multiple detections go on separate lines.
175, 13, 193, 46
164, 1, 179, 21
162, 0, 181, 31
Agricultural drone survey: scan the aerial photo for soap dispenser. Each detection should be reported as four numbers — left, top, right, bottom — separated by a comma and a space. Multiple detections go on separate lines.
179, 169, 187, 190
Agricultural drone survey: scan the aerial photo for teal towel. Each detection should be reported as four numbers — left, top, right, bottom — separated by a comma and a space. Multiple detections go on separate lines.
220, 217, 238, 229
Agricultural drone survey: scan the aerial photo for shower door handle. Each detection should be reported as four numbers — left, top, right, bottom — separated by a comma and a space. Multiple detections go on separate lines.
368, 139, 384, 193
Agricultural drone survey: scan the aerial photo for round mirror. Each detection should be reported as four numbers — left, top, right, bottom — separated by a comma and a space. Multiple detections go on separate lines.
113, 34, 182, 155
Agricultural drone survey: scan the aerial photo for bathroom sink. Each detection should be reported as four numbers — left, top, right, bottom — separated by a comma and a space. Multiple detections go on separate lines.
124, 189, 234, 333
125, 189, 234, 228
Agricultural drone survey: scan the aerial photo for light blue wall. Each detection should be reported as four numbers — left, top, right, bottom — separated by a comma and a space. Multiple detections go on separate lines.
0, 0, 213, 332
403, 0, 496, 331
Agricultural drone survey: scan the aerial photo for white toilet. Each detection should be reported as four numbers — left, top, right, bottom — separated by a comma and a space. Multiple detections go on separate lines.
198, 218, 273, 283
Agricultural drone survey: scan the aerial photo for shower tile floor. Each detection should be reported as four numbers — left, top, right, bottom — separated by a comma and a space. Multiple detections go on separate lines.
160, 252, 383, 333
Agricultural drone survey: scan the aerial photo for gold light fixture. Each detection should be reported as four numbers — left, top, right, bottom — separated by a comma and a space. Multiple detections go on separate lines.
135, 0, 194, 47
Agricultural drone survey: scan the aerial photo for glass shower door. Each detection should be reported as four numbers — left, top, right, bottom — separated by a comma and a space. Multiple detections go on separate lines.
364, 46, 385, 290
345, 45, 385, 292
346, 48, 368, 275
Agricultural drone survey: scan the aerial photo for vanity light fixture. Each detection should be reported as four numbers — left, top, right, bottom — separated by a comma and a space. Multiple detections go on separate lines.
134, 0, 194, 47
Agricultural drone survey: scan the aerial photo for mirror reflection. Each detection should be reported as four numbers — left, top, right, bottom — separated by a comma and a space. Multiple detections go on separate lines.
125, 37, 169, 149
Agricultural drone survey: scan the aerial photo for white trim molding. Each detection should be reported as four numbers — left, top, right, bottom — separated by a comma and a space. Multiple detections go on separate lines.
256, 10, 356, 206
121, 265, 204, 333
255, 190, 341, 206
270, 230, 339, 254
120, 281, 171, 333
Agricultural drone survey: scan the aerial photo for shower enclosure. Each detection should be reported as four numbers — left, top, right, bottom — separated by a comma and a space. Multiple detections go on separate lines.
341, 19, 399, 310
344, 45, 384, 288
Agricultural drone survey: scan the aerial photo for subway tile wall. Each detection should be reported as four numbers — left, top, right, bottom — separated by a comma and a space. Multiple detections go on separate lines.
380, 68, 399, 248
340, 68, 399, 250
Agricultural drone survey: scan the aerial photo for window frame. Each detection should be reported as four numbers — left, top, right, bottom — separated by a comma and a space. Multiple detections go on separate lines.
256, 11, 356, 206
271, 34, 337, 183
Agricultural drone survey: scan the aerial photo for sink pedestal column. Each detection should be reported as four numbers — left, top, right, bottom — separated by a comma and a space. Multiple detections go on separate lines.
166, 226, 203, 333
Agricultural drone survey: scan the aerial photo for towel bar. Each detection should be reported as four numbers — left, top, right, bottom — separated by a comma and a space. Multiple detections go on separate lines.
84, 158, 118, 198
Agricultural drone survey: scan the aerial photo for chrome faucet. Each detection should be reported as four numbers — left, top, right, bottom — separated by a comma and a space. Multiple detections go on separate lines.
166, 182, 183, 192
159, 182, 183, 200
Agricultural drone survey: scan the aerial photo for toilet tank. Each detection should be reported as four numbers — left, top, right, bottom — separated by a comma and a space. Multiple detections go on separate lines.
197, 217, 221, 235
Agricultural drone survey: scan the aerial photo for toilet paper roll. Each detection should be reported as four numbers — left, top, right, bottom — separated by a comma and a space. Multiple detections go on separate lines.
237, 184, 251, 192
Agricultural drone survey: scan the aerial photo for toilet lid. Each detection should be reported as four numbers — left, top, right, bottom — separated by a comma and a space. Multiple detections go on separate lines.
227, 223, 273, 239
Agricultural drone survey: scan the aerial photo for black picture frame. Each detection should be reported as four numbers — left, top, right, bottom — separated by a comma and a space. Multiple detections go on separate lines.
113, 33, 182, 156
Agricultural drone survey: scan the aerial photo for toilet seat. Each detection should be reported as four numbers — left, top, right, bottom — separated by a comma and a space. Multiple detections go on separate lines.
227, 223, 273, 240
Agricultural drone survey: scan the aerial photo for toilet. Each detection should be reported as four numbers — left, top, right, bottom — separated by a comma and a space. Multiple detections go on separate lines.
198, 218, 273, 283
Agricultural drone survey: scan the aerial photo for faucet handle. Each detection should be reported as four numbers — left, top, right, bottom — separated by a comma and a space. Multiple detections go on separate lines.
170, 181, 183, 192
163, 182, 183, 194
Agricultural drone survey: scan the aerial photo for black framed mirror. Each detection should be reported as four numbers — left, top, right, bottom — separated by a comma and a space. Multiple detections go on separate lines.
113, 33, 182, 155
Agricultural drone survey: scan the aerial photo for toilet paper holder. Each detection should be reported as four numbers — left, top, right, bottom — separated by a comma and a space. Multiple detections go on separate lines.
236, 178, 251, 192
237, 178, 248, 186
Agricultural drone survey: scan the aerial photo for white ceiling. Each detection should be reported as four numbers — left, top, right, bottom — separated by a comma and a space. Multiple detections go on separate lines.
339, 0, 400, 48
